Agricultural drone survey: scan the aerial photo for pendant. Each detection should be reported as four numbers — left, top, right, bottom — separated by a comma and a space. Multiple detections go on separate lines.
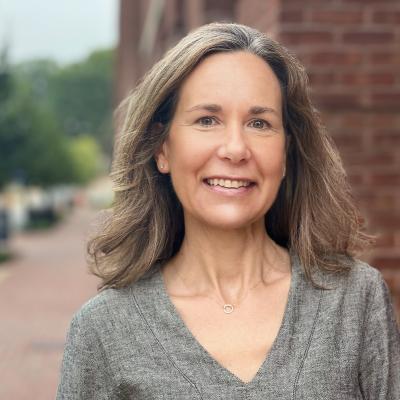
223, 304, 234, 314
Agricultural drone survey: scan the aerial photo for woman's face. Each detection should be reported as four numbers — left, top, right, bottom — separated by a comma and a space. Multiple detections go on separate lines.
156, 51, 286, 230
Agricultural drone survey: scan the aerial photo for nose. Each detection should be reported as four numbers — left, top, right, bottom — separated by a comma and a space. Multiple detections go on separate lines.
216, 123, 251, 163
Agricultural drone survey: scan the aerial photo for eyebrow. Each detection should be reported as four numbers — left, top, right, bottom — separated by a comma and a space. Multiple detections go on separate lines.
185, 103, 279, 116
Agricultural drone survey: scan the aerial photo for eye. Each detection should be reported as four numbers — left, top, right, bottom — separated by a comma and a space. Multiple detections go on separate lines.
196, 116, 218, 127
249, 119, 272, 130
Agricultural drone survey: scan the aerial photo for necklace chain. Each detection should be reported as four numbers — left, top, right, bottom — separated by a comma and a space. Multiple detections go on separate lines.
175, 244, 280, 315
207, 279, 263, 314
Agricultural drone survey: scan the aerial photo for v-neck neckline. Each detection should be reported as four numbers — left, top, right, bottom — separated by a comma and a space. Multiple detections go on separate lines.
141, 253, 300, 389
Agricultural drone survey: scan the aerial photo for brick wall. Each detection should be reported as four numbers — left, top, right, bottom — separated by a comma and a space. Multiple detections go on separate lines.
240, 0, 400, 319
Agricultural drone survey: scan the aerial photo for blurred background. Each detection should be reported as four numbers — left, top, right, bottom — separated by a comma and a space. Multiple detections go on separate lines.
0, 0, 399, 398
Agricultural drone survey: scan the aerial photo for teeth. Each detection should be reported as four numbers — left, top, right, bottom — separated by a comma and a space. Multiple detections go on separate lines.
206, 178, 251, 188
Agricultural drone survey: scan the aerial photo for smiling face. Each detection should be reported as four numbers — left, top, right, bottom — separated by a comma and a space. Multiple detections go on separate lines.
156, 51, 286, 230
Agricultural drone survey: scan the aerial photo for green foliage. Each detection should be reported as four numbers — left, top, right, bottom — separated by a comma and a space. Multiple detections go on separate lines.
68, 135, 104, 184
13, 59, 58, 108
49, 49, 114, 154
0, 45, 12, 102
0, 91, 75, 187
0, 48, 114, 189
0, 71, 12, 103
0, 251, 13, 263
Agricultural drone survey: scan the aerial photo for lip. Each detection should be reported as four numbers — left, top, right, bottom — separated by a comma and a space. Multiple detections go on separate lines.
203, 176, 256, 183
202, 180, 256, 197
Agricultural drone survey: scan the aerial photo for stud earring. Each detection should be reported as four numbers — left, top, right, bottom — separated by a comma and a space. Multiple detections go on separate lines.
160, 164, 164, 170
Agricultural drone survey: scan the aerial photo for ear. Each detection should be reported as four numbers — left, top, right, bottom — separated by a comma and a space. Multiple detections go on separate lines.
154, 140, 170, 173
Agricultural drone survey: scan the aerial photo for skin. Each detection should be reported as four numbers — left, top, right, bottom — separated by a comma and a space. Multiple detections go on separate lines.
156, 51, 290, 304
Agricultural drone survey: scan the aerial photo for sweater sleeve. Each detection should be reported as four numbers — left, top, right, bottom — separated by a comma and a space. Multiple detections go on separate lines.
56, 311, 115, 400
358, 271, 400, 400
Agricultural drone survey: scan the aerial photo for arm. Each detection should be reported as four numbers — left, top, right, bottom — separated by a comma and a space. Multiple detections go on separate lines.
358, 271, 400, 400
56, 311, 115, 400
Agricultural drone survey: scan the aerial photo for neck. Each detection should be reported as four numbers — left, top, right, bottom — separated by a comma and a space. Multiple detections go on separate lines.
166, 216, 288, 303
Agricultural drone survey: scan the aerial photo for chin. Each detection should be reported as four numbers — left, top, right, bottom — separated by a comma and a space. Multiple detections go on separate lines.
197, 211, 259, 231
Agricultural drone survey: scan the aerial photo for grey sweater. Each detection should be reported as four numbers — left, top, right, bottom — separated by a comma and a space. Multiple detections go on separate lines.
56, 256, 400, 399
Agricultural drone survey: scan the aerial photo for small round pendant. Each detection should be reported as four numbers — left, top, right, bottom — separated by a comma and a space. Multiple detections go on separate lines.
223, 304, 234, 314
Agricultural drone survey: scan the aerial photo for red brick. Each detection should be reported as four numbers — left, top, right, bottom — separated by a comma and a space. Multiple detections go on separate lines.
308, 72, 337, 86
369, 213, 400, 229
308, 51, 364, 66
345, 152, 395, 168
371, 92, 400, 109
347, 173, 365, 185
372, 130, 400, 147
340, 72, 396, 86
332, 110, 368, 128
373, 11, 400, 24
369, 52, 400, 65
375, 232, 396, 248
357, 193, 398, 211
332, 131, 363, 150
283, 0, 337, 3
342, 31, 395, 44
279, 10, 303, 23
372, 257, 400, 271
279, 30, 334, 45
369, 114, 400, 128
344, 0, 399, 3
313, 93, 360, 109
340, 113, 367, 129
311, 10, 363, 24
370, 173, 400, 186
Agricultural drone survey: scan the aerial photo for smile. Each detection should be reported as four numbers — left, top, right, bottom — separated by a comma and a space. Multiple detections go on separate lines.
203, 179, 256, 196
206, 178, 251, 188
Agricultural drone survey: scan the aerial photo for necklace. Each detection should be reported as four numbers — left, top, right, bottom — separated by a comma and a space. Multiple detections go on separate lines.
173, 243, 281, 315
175, 270, 265, 315
209, 279, 264, 314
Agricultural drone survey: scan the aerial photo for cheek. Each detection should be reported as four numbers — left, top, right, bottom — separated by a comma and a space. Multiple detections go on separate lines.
168, 133, 212, 172
255, 138, 286, 176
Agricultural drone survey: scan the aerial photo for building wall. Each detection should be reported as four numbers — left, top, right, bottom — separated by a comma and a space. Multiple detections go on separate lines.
117, 0, 400, 319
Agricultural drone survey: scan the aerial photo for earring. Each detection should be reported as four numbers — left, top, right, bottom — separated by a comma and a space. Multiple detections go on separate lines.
282, 166, 286, 178
160, 164, 164, 170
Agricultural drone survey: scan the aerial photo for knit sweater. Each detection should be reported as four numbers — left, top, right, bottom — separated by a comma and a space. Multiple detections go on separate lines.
56, 256, 400, 399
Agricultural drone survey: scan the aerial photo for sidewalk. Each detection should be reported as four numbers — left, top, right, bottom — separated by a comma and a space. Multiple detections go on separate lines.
0, 206, 100, 400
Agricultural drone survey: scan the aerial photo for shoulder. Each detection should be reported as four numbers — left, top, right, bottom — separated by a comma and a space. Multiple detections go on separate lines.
342, 258, 384, 291
314, 258, 394, 316
69, 274, 157, 338
312, 258, 385, 292
349, 258, 385, 285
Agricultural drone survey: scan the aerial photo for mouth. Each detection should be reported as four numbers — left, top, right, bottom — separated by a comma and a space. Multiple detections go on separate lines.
203, 178, 256, 188
202, 178, 256, 196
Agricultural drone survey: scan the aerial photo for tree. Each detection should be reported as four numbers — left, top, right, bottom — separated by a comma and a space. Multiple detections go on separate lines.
49, 49, 114, 154
0, 48, 113, 189
0, 92, 75, 188
68, 135, 104, 184
0, 45, 12, 103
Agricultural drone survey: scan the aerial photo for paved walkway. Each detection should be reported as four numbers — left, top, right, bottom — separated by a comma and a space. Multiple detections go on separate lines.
0, 206, 100, 399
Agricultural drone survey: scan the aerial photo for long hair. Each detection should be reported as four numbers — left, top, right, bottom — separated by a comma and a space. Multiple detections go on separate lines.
88, 22, 372, 290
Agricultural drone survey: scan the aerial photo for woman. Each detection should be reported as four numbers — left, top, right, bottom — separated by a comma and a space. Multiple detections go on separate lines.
57, 23, 400, 399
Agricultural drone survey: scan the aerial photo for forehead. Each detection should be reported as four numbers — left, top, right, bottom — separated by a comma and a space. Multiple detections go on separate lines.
176, 51, 282, 113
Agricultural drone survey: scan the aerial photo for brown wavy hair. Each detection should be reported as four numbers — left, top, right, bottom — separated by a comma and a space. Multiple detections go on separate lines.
88, 22, 372, 290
